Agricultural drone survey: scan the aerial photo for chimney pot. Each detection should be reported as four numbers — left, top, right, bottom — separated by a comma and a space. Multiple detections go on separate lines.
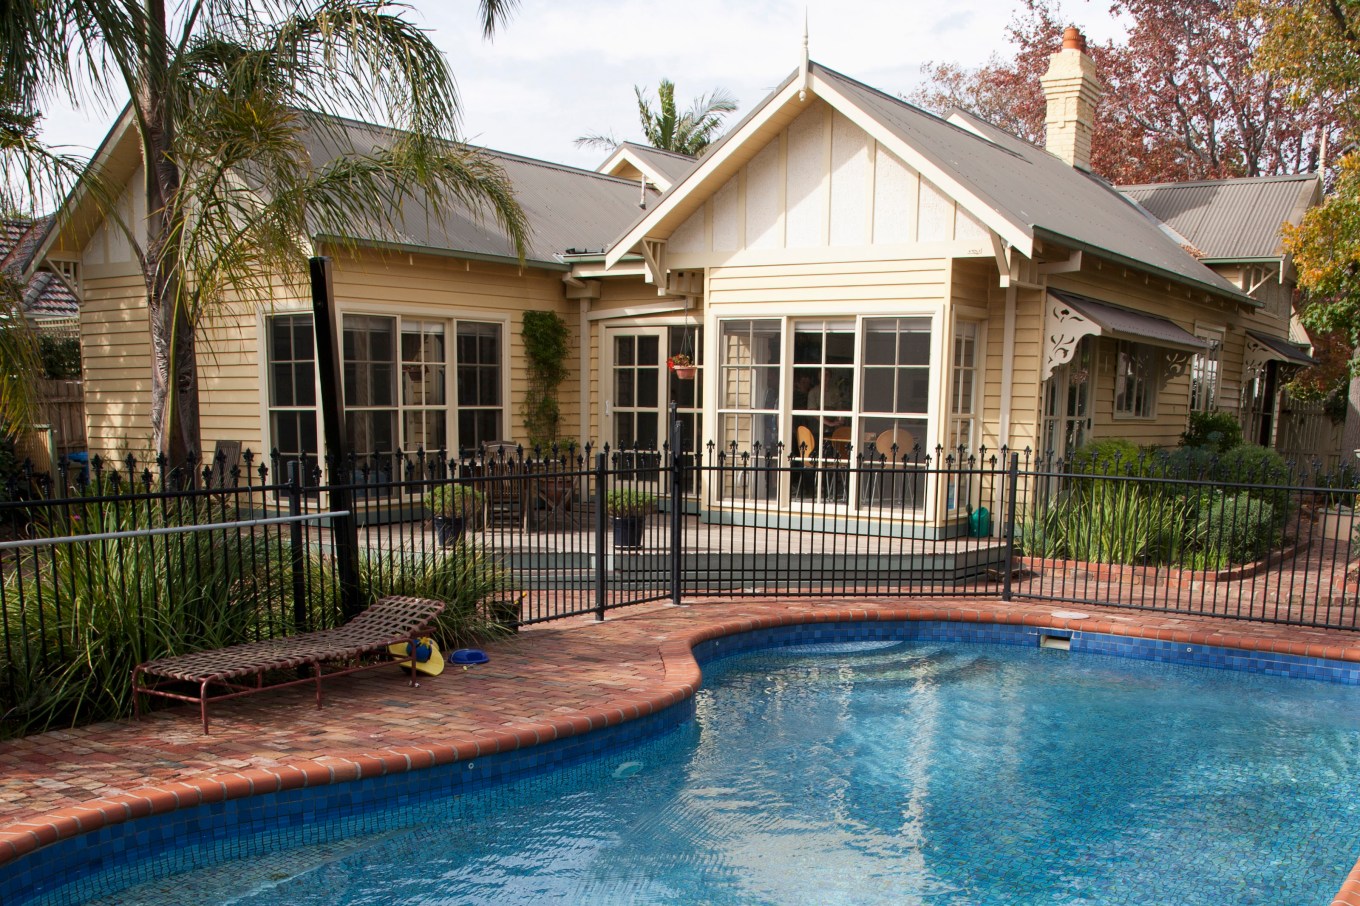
1062, 26, 1086, 53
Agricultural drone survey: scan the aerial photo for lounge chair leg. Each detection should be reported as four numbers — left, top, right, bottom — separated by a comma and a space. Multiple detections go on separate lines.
201, 680, 211, 734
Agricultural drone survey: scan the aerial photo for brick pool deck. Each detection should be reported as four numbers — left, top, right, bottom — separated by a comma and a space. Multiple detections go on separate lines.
5, 595, 1360, 905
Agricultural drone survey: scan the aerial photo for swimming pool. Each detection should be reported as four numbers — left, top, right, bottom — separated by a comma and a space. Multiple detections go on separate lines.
52, 627, 1360, 906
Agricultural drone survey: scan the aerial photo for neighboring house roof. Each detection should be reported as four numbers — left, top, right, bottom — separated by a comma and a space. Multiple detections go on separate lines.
597, 142, 698, 191
607, 62, 1247, 301
0, 218, 79, 321
300, 116, 648, 267
1120, 174, 1320, 263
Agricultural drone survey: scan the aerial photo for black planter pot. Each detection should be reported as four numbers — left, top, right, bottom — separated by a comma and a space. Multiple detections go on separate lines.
433, 515, 466, 547
489, 597, 521, 633
612, 515, 646, 548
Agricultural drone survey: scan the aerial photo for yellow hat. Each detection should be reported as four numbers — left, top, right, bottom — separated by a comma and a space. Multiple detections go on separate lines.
388, 636, 445, 677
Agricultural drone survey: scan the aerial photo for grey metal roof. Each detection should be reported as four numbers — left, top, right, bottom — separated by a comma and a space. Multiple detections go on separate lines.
1049, 289, 1211, 352
615, 142, 698, 185
1246, 328, 1315, 366
639, 64, 1245, 300
1120, 175, 1319, 262
301, 116, 647, 266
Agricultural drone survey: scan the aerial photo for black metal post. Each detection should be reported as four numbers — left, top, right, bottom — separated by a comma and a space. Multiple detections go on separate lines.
669, 400, 684, 606
309, 256, 362, 619
287, 461, 308, 632
1002, 452, 1019, 602
595, 452, 608, 621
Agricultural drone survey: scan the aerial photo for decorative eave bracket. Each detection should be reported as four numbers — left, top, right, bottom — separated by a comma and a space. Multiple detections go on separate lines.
1043, 296, 1100, 380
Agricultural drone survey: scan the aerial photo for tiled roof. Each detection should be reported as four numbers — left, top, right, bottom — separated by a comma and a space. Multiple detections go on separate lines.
0, 218, 79, 320
1120, 174, 1319, 262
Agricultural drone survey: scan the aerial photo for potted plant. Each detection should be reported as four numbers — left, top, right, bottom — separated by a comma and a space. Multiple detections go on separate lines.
604, 488, 658, 547
667, 353, 697, 380
424, 484, 484, 546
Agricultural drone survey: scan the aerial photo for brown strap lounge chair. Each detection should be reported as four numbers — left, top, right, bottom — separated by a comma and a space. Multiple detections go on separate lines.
132, 595, 446, 733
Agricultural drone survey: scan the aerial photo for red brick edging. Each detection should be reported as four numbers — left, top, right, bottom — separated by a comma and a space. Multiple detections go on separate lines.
4, 599, 1360, 906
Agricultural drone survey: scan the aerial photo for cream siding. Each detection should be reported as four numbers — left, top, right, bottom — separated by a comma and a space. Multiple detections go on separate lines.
80, 270, 154, 462
667, 103, 996, 267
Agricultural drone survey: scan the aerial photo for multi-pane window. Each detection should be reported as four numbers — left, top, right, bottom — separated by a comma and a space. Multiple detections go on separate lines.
402, 320, 447, 455
949, 322, 979, 454
717, 319, 781, 500
1190, 329, 1222, 413
267, 314, 318, 473
860, 317, 930, 461
717, 319, 781, 455
1113, 340, 1157, 418
792, 320, 855, 459
343, 315, 398, 475
456, 322, 502, 453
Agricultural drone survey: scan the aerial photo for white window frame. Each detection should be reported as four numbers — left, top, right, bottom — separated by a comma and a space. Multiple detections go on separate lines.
708, 307, 945, 514
1189, 325, 1223, 413
259, 309, 510, 472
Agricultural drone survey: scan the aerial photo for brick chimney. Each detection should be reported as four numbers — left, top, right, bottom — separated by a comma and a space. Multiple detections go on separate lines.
1039, 26, 1103, 171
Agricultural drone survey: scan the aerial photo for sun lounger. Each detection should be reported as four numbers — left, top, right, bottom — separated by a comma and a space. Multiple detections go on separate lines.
132, 595, 446, 733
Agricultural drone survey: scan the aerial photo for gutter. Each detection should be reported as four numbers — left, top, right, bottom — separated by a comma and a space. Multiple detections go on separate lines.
312, 235, 565, 272
1033, 227, 1258, 308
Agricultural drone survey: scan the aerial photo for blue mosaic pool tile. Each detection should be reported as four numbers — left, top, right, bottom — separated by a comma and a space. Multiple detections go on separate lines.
8, 618, 1360, 905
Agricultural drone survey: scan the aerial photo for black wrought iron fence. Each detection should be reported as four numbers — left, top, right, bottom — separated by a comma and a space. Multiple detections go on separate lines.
0, 442, 1358, 736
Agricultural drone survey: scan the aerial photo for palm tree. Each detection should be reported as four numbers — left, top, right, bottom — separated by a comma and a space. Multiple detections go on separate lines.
578, 79, 738, 157
0, 0, 530, 477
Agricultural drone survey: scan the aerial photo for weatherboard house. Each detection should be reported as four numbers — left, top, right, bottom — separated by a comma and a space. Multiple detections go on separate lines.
34, 30, 1320, 534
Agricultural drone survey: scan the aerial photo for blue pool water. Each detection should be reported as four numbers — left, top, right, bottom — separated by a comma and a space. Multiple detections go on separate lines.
89, 639, 1360, 904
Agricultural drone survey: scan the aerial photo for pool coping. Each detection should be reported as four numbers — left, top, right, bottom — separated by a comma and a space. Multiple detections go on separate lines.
6, 599, 1360, 905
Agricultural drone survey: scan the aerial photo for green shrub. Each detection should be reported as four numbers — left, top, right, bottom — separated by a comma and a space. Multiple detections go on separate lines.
423, 483, 484, 519
1180, 411, 1242, 453
1067, 438, 1143, 476
604, 489, 658, 517
353, 545, 513, 648
1214, 444, 1292, 523
1194, 492, 1278, 568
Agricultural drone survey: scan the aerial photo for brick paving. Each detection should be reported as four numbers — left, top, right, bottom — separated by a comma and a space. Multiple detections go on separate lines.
5, 595, 1360, 904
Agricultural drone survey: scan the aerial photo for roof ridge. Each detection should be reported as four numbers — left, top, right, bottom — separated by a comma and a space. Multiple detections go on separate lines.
1121, 173, 1320, 191
617, 141, 695, 162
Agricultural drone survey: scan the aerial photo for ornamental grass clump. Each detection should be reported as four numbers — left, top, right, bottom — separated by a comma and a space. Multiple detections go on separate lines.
0, 492, 292, 737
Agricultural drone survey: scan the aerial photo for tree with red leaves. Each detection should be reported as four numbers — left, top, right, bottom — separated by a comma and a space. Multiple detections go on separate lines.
909, 0, 1341, 184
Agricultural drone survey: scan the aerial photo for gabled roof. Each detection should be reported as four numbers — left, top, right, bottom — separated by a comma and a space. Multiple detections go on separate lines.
597, 142, 698, 191
301, 116, 649, 268
0, 218, 79, 321
607, 61, 1246, 301
1119, 174, 1320, 263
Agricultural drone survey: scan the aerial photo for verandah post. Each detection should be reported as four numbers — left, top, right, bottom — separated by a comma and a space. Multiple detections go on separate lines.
595, 451, 608, 621
1002, 452, 1020, 602
670, 400, 684, 607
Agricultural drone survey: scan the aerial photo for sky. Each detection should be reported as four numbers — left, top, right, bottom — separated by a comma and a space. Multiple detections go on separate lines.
36, 0, 1129, 172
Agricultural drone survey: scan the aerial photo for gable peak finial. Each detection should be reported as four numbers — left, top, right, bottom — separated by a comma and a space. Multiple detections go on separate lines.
799, 8, 810, 102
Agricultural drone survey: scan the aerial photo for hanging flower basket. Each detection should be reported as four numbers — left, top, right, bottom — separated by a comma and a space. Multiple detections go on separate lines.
668, 355, 697, 380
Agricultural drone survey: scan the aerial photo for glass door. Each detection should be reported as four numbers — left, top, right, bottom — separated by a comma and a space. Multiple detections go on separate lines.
606, 328, 664, 453
1041, 337, 1094, 463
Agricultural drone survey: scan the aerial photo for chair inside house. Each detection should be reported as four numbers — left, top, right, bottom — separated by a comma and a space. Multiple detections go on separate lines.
526, 459, 579, 531
479, 440, 527, 529
792, 424, 819, 499
865, 426, 919, 508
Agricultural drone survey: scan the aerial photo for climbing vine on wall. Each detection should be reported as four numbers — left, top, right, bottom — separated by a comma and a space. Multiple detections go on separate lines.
521, 311, 571, 448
